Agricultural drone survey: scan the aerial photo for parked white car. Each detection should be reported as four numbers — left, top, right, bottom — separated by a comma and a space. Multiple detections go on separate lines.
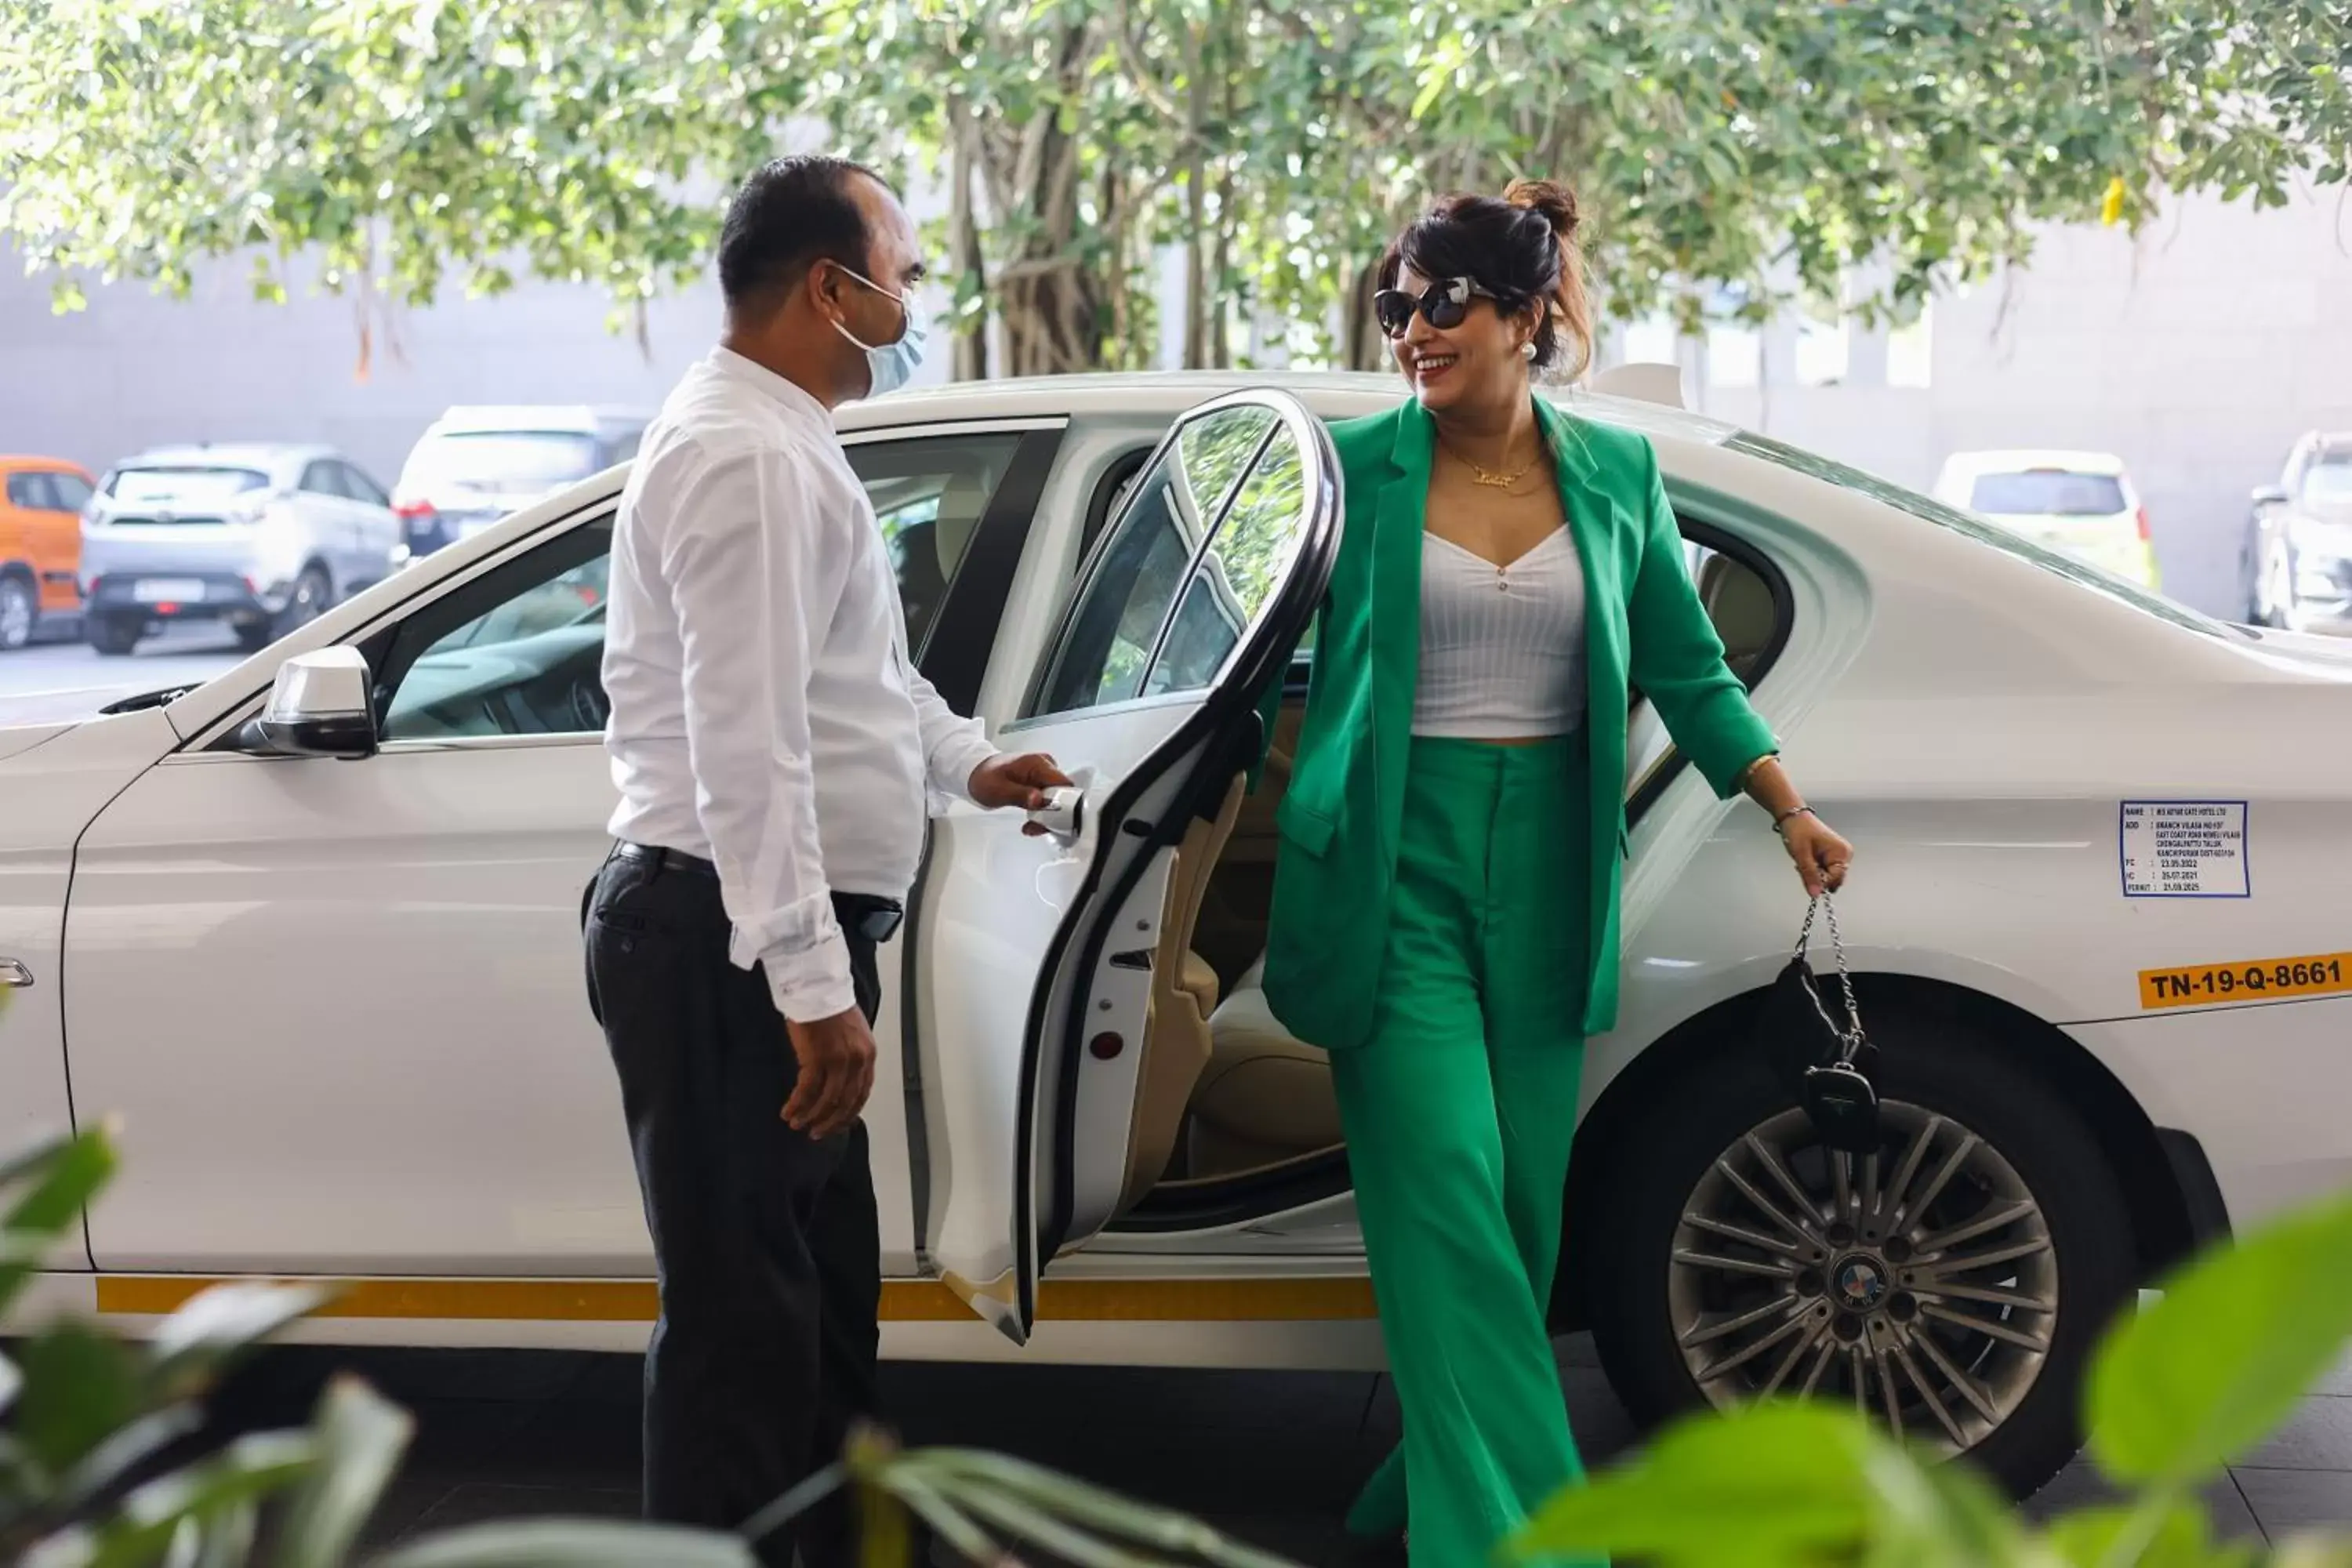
2243, 430, 2352, 632
78, 444, 402, 655
7, 374, 2347, 1499
1933, 448, 2159, 590
391, 406, 652, 561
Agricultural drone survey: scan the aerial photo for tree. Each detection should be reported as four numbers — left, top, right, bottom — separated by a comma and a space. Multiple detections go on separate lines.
2, 0, 2345, 377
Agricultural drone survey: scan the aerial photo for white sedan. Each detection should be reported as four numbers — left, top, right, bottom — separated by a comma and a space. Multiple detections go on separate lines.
5, 372, 2347, 1500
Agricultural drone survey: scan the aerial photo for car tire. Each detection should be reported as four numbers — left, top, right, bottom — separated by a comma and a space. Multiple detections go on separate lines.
86, 612, 143, 657
234, 621, 276, 654
1584, 1007, 2136, 1501
0, 574, 36, 652
273, 564, 333, 639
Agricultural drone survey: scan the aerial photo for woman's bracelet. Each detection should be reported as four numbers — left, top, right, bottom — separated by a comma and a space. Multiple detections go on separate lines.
1773, 804, 1817, 836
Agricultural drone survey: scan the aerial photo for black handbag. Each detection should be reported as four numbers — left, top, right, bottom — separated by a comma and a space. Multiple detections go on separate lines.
1757, 895, 1881, 1155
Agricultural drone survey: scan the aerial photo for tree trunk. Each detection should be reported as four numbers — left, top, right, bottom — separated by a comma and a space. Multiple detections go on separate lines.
1181, 17, 1209, 370
948, 100, 988, 383
1345, 259, 1387, 371
976, 20, 1109, 376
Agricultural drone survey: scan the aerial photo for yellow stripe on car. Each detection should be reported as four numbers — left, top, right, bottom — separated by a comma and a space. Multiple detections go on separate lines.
94, 1274, 1377, 1323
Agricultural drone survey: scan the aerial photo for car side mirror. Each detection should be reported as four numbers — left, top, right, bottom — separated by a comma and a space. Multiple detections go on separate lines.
237, 646, 379, 759
2253, 485, 2290, 510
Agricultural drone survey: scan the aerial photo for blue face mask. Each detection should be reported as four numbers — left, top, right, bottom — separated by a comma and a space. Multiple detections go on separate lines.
830, 265, 927, 398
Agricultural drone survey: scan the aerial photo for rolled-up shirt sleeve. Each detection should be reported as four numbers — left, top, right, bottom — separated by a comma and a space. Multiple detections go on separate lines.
662, 450, 856, 1023
909, 670, 999, 813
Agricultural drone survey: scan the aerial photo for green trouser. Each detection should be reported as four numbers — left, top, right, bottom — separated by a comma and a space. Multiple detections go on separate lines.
1337, 735, 1602, 1568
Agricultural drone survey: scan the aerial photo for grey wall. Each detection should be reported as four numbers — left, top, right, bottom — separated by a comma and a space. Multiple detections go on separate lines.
1684, 189, 2352, 616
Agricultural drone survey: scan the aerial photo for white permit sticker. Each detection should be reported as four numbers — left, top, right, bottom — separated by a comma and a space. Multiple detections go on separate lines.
2120, 801, 2249, 899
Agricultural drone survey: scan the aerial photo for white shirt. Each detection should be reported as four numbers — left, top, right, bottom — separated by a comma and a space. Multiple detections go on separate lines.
603, 349, 999, 1022
1412, 528, 1588, 739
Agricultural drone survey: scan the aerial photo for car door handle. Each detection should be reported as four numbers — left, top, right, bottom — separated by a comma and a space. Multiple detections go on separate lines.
1026, 786, 1086, 840
0, 958, 33, 988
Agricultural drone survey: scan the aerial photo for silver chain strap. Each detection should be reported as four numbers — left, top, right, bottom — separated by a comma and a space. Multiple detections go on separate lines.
1795, 892, 1867, 1066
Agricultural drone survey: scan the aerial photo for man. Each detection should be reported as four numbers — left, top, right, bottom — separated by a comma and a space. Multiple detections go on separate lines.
583, 154, 1070, 1566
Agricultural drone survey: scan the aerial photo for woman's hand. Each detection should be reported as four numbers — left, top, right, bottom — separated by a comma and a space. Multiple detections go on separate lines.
1778, 810, 1853, 898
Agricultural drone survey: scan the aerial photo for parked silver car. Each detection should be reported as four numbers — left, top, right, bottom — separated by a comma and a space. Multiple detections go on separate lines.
2243, 430, 2352, 631
78, 445, 401, 656
391, 406, 649, 560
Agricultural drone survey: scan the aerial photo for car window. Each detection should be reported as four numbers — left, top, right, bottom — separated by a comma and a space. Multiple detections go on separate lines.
1625, 526, 1787, 808
1030, 403, 1284, 717
408, 432, 601, 493
299, 461, 343, 498
1728, 431, 2240, 641
376, 520, 615, 742
844, 431, 1025, 659
1145, 425, 1306, 698
107, 466, 269, 504
2304, 459, 2352, 505
5, 473, 52, 510
49, 472, 93, 512
341, 463, 390, 507
1969, 470, 2127, 516
374, 432, 1029, 742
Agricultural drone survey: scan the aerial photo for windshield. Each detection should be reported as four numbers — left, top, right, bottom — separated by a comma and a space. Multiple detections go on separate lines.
1969, 470, 2127, 517
107, 466, 269, 504
1728, 432, 2239, 641
2304, 459, 2352, 506
406, 432, 600, 492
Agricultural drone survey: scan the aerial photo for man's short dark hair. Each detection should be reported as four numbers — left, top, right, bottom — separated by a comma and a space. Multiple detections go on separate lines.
717, 154, 888, 314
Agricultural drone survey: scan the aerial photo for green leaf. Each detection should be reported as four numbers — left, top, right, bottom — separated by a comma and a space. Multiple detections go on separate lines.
4, 1126, 118, 1239
2089, 1191, 2352, 1486
2041, 1500, 2234, 1567
147, 1283, 329, 1403
51, 1406, 209, 1519
270, 1377, 414, 1568
1506, 1401, 1888, 1566
15, 1323, 144, 1473
0, 1127, 81, 1194
375, 1519, 759, 1568
24, 1432, 314, 1568
2270, 1534, 2352, 1568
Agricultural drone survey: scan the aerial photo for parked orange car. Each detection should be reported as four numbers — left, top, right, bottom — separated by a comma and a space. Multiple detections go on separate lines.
0, 456, 95, 650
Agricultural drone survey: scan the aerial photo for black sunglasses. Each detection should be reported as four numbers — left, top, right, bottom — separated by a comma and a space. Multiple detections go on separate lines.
1372, 276, 1502, 338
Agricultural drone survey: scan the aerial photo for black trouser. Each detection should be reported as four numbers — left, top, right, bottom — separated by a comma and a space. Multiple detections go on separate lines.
582, 845, 887, 1568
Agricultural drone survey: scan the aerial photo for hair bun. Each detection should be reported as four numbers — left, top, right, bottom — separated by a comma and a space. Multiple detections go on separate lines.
1503, 177, 1580, 239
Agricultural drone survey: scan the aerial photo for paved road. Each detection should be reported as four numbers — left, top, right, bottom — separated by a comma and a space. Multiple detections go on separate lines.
0, 623, 249, 721
203, 1335, 2343, 1564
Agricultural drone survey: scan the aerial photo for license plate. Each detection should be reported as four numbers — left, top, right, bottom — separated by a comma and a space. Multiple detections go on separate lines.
133, 579, 205, 604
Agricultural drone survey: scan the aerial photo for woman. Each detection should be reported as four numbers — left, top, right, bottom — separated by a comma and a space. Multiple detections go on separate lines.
1258, 181, 1853, 1565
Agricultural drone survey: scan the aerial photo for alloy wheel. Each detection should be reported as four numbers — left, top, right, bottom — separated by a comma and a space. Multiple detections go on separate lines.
0, 579, 32, 649
1666, 1101, 2057, 1456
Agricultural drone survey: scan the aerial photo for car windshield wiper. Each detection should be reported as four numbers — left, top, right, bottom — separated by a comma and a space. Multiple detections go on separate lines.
98, 684, 199, 716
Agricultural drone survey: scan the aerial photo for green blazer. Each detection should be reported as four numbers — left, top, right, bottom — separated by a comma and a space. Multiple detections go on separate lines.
1259, 395, 1778, 1051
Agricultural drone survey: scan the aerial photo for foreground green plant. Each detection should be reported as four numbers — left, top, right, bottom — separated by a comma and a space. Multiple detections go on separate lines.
1508, 1189, 2352, 1568
0, 1115, 1301, 1567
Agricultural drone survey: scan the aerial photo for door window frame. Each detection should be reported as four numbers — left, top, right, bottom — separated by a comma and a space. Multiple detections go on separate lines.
1012, 413, 1290, 728
177, 419, 1069, 759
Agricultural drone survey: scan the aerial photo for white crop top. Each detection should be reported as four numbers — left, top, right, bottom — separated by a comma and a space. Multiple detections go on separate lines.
1412, 528, 1588, 739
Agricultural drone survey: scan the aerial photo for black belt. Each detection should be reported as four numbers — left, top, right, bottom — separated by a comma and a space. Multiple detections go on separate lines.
611, 842, 906, 942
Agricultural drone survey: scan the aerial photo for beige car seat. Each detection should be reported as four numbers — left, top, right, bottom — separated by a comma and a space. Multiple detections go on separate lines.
1116, 774, 1247, 1210
1695, 550, 1776, 681
1190, 956, 1342, 1178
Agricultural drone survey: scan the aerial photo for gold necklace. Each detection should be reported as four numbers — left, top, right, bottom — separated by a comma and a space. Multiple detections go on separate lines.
1439, 434, 1544, 489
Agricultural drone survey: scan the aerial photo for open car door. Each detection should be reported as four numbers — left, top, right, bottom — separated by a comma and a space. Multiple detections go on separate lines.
913, 389, 1340, 1342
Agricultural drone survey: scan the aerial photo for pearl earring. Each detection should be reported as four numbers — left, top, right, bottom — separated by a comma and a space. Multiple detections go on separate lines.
1520, 340, 1537, 361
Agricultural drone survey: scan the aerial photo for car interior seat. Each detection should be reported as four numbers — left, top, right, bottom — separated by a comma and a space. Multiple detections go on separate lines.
1694, 550, 1776, 683
1116, 772, 1249, 1210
